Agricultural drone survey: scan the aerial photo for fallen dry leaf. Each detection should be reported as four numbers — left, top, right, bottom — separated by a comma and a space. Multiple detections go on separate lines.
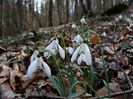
10, 70, 23, 91
90, 34, 100, 44
104, 46, 115, 55
0, 65, 11, 84
0, 46, 7, 54
97, 83, 122, 99
1, 81, 16, 98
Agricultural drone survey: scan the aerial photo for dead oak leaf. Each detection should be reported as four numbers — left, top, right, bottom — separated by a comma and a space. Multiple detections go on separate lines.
1, 81, 16, 99
10, 70, 23, 91
97, 83, 122, 99
0, 65, 11, 84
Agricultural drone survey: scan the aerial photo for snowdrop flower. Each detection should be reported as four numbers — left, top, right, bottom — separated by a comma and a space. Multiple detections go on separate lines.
44, 39, 65, 59
44, 30, 48, 34
118, 15, 123, 20
102, 32, 107, 37
22, 33, 27, 37
80, 17, 86, 24
72, 34, 83, 44
115, 15, 123, 22
71, 24, 77, 29
125, 17, 132, 23
129, 23, 133, 28
71, 43, 92, 65
66, 47, 74, 55
28, 32, 35, 38
30, 50, 39, 64
27, 57, 51, 78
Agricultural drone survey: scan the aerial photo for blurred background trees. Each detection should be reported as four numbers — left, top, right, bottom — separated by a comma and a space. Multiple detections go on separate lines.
0, 0, 130, 38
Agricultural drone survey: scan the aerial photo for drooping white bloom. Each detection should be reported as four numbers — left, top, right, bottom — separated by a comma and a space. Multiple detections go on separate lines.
44, 39, 65, 59
115, 18, 119, 22
71, 43, 92, 65
72, 34, 83, 44
129, 23, 133, 28
71, 24, 77, 29
40, 58, 51, 77
80, 17, 86, 24
102, 32, 107, 37
27, 58, 41, 78
27, 57, 51, 78
28, 32, 35, 38
66, 47, 74, 55
118, 15, 123, 20
30, 50, 39, 64
115, 15, 123, 22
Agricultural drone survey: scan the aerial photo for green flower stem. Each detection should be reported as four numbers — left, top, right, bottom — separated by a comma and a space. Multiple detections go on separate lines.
99, 41, 111, 99
52, 54, 67, 97
69, 81, 100, 99
35, 80, 40, 94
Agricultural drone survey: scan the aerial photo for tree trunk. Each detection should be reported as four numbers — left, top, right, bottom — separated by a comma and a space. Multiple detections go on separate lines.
17, 0, 23, 32
48, 0, 53, 26
74, 0, 78, 21
129, 0, 133, 16
86, 0, 91, 10
66, 0, 69, 23
0, 0, 3, 37
79, 0, 87, 15
57, 0, 62, 25
129, 0, 133, 6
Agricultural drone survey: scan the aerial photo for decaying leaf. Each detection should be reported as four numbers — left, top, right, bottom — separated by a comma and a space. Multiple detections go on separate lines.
0, 65, 11, 84
97, 83, 122, 99
104, 46, 115, 55
10, 70, 23, 91
1, 82, 17, 98
117, 69, 130, 80
0, 46, 7, 54
90, 34, 100, 44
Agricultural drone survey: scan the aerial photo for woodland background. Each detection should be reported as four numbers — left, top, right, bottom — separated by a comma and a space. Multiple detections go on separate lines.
0, 0, 131, 38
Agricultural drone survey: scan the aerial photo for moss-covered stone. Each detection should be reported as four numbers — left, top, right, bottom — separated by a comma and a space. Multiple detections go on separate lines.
102, 3, 128, 16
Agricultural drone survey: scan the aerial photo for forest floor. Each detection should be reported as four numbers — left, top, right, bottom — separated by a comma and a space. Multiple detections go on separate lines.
0, 13, 133, 99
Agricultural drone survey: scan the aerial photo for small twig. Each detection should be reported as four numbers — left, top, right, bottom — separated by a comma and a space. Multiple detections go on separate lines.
26, 94, 66, 99
91, 88, 133, 99
26, 89, 133, 99
121, 68, 133, 89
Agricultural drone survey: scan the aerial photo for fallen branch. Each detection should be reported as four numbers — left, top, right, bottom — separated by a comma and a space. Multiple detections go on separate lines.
26, 88, 133, 99
26, 94, 66, 99
91, 89, 133, 99
121, 68, 133, 89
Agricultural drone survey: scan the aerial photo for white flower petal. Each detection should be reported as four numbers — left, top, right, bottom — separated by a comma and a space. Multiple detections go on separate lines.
71, 45, 81, 62
84, 44, 92, 65
79, 44, 85, 54
129, 23, 133, 28
72, 34, 83, 44
40, 58, 51, 77
30, 50, 39, 64
67, 47, 74, 55
44, 51, 51, 59
80, 17, 86, 24
118, 15, 122, 20
102, 32, 107, 37
44, 40, 58, 58
58, 44, 65, 59
72, 24, 77, 29
27, 58, 40, 78
77, 54, 83, 65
